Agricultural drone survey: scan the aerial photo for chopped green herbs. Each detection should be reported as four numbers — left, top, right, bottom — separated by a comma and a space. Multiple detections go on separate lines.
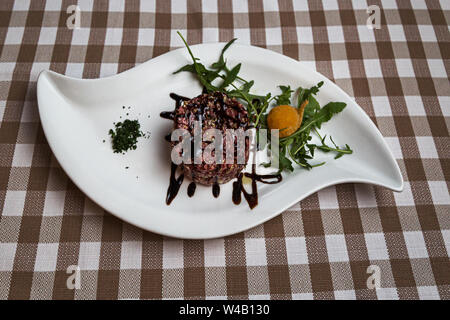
109, 119, 143, 154
174, 32, 353, 173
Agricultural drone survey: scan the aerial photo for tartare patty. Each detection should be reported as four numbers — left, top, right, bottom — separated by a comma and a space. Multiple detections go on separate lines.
171, 91, 250, 185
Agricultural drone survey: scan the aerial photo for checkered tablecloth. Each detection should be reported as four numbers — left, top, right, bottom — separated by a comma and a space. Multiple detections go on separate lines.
0, 0, 449, 300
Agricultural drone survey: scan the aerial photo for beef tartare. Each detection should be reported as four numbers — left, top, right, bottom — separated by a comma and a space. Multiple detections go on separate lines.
171, 91, 250, 185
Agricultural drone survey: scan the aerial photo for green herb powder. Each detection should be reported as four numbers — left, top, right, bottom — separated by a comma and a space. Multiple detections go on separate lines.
109, 119, 143, 154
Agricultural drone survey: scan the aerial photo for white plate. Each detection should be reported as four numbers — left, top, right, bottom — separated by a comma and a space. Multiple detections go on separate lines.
37, 43, 403, 239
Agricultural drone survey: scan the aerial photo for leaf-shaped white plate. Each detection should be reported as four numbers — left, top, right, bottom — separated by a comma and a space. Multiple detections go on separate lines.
37, 43, 403, 239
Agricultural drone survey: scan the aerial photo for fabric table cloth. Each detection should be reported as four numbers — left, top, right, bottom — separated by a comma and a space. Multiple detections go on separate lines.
0, 0, 449, 299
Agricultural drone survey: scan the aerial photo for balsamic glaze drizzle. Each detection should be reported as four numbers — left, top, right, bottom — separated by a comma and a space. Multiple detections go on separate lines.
163, 94, 189, 205
232, 178, 242, 205
242, 173, 258, 209
244, 165, 282, 184
160, 93, 190, 121
212, 183, 220, 198
232, 164, 282, 209
166, 162, 184, 205
187, 182, 196, 197
160, 111, 174, 120
170, 92, 190, 103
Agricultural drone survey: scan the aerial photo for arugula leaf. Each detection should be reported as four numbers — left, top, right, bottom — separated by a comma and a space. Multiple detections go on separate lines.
282, 101, 347, 142
316, 137, 353, 157
303, 95, 320, 120
250, 93, 271, 106
278, 146, 294, 172
240, 80, 254, 93
297, 81, 324, 104
173, 63, 195, 74
227, 80, 254, 99
174, 62, 221, 83
219, 63, 241, 90
275, 85, 293, 105
211, 38, 237, 70
176, 32, 219, 92
313, 102, 347, 129
296, 81, 324, 124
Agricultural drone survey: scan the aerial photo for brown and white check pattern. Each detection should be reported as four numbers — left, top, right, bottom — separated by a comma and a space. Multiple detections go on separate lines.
0, 0, 449, 300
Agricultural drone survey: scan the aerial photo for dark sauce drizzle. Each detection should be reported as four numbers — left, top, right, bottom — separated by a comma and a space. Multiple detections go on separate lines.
212, 182, 220, 198
160, 93, 190, 120
160, 111, 174, 120
161, 92, 282, 208
166, 162, 184, 205
187, 182, 196, 197
162, 93, 190, 204
232, 178, 242, 205
232, 164, 282, 209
